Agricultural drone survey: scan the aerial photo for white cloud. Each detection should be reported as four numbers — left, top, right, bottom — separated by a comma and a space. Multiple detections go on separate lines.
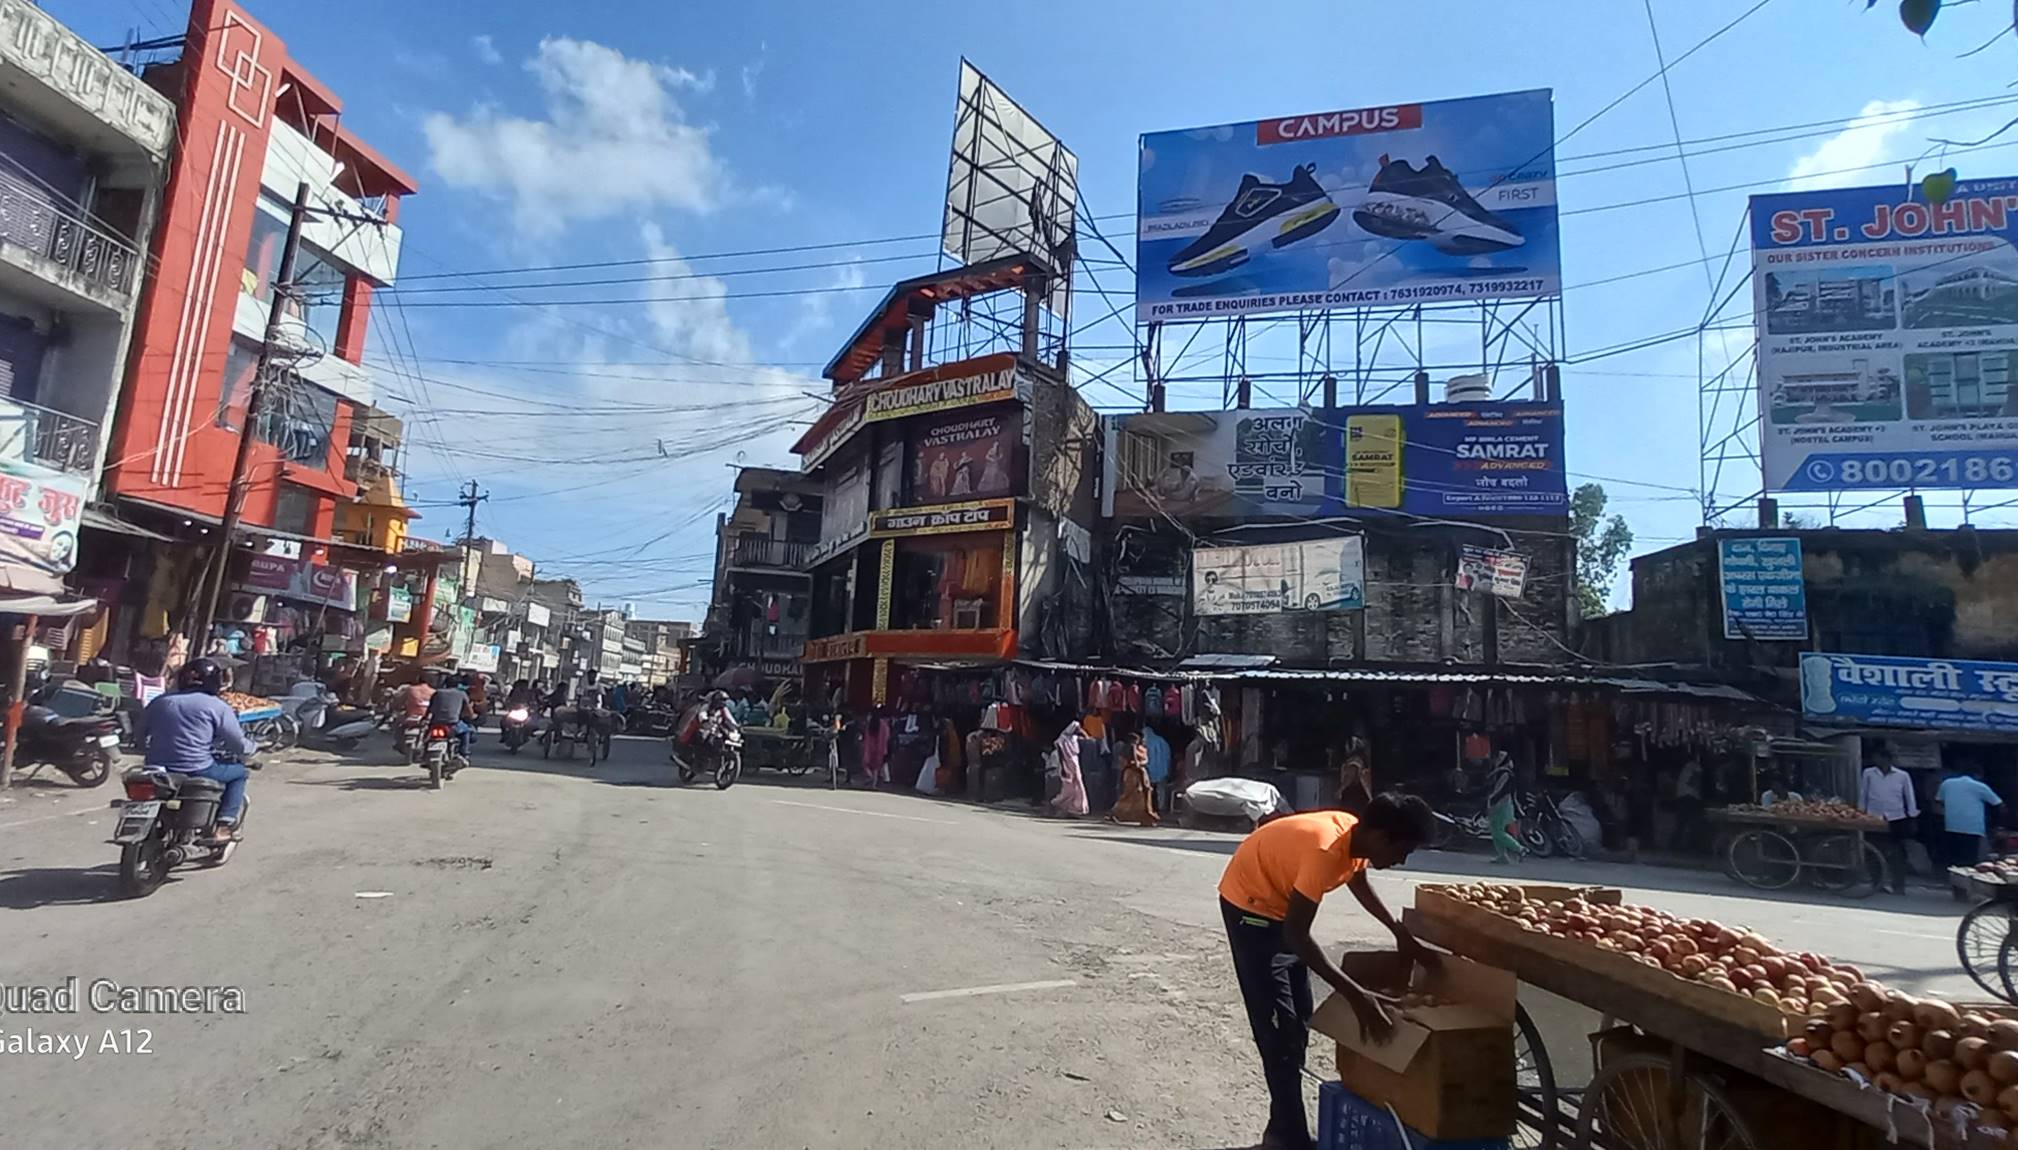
471, 34, 502, 65
1786, 99, 1921, 192
740, 44, 766, 99
778, 258, 868, 354
422, 37, 725, 234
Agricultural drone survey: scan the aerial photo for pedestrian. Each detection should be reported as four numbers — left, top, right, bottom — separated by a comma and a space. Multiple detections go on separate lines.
1216, 793, 1438, 1150
1486, 751, 1523, 864
1861, 745, 1920, 893
1935, 763, 2004, 868
1337, 725, 1373, 816
1048, 720, 1088, 817
1107, 732, 1159, 826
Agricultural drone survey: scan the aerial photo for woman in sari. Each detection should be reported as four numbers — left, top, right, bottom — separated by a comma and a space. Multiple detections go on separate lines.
1108, 732, 1160, 826
1048, 720, 1089, 817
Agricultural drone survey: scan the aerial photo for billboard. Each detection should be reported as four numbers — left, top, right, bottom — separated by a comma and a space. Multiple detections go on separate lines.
1136, 89, 1559, 323
1752, 178, 2018, 491
1103, 402, 1565, 520
1801, 651, 2018, 733
1718, 537, 1807, 640
1194, 537, 1364, 615
0, 457, 83, 589
1455, 545, 1528, 598
909, 408, 1018, 502
943, 60, 1077, 312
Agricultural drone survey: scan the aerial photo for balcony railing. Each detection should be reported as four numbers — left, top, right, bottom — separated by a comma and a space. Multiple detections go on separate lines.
0, 167, 139, 299
0, 395, 98, 475
731, 629, 807, 659
730, 536, 812, 570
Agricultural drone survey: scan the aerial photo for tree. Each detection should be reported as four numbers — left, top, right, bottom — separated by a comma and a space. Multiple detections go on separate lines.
1570, 482, 1634, 619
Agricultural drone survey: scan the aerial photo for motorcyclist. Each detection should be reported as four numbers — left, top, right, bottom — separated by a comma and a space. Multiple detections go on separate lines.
139, 658, 253, 842
697, 689, 739, 767
425, 673, 477, 766
504, 678, 537, 711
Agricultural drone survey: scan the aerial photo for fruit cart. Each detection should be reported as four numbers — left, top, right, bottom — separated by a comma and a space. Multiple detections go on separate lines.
222, 690, 287, 749
1706, 806, 1889, 899
1401, 883, 1988, 1150
1951, 864, 2018, 1006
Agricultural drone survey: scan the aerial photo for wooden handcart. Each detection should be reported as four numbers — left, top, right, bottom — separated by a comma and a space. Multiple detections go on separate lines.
1403, 884, 1954, 1150
1706, 808, 1888, 899
1950, 865, 2018, 1006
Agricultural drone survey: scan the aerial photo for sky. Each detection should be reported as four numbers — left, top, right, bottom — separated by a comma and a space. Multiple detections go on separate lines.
57, 0, 2018, 619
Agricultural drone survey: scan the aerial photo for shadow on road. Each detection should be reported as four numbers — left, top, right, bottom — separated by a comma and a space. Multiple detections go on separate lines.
0, 863, 123, 908
292, 774, 437, 792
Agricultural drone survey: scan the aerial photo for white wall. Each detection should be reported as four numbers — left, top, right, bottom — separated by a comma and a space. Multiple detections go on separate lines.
259, 121, 403, 285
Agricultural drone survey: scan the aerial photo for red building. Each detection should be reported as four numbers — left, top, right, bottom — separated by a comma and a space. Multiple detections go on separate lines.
104, 0, 415, 540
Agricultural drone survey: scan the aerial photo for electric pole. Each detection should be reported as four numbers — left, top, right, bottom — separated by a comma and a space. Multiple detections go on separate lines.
455, 480, 488, 545
189, 180, 312, 651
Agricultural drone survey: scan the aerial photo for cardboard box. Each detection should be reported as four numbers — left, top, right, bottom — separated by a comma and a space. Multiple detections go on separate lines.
1310, 950, 1517, 1142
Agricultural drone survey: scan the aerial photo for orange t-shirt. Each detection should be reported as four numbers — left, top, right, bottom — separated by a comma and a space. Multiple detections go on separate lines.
1217, 811, 1366, 921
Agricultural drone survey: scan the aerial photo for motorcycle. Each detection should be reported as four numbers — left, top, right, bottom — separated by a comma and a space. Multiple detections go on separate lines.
499, 706, 532, 753
110, 757, 256, 898
674, 725, 743, 790
280, 691, 381, 751
12, 699, 121, 787
393, 715, 426, 764
420, 722, 465, 789
1516, 789, 1587, 860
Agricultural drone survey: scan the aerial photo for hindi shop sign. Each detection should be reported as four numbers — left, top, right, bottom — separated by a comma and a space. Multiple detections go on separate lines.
1719, 537, 1807, 640
0, 458, 84, 582
1455, 545, 1527, 598
865, 361, 1019, 422
1800, 652, 2018, 732
869, 498, 1015, 538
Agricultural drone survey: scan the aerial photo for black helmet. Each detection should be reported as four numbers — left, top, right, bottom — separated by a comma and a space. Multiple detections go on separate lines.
707, 689, 729, 705
177, 658, 226, 695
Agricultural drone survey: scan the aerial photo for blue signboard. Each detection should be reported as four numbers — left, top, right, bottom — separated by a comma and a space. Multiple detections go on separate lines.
1750, 177, 2018, 492
1102, 403, 1566, 520
1718, 538, 1807, 640
1137, 89, 1561, 322
1800, 651, 2018, 732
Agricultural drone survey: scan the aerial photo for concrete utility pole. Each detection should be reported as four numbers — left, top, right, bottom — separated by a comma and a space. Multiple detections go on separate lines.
189, 180, 312, 651
454, 480, 488, 545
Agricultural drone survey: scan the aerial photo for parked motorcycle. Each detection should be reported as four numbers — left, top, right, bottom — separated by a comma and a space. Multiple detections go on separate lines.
1516, 789, 1587, 859
278, 691, 380, 751
12, 700, 121, 787
673, 726, 742, 790
499, 706, 533, 753
110, 759, 255, 898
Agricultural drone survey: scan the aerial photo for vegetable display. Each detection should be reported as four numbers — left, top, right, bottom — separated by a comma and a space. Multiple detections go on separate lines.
1439, 882, 2017, 1141
1721, 798, 1884, 828
1974, 859, 2018, 881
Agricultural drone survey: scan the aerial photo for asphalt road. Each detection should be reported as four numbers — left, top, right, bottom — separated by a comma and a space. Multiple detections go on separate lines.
0, 733, 1988, 1149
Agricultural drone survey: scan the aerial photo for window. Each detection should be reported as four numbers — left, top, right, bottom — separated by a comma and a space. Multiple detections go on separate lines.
272, 483, 318, 537
215, 340, 338, 465
243, 199, 347, 357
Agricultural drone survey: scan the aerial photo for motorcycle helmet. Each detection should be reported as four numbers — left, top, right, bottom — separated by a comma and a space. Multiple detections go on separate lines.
707, 689, 729, 706
177, 657, 226, 695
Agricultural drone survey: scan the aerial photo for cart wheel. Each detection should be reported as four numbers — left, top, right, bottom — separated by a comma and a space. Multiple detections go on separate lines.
1576, 1051, 1762, 1150
1995, 930, 2018, 1007
1958, 900, 2015, 1002
1726, 829, 1801, 890
1513, 1002, 1558, 1150
1806, 834, 1884, 899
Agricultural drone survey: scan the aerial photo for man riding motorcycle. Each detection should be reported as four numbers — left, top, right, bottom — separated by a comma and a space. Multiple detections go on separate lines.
138, 658, 253, 842
425, 674, 477, 766
695, 689, 739, 770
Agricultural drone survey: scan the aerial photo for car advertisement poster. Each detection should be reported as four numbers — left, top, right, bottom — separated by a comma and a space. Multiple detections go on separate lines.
1193, 537, 1365, 616
1102, 402, 1566, 519
1136, 89, 1560, 322
1751, 178, 2018, 491
1717, 537, 1807, 640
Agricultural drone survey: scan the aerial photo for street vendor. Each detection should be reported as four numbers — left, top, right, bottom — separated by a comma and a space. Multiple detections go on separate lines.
1216, 791, 1437, 1150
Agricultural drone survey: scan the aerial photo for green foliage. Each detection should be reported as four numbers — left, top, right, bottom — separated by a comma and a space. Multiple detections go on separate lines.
1898, 0, 1942, 38
1570, 483, 1634, 619
1922, 167, 1958, 205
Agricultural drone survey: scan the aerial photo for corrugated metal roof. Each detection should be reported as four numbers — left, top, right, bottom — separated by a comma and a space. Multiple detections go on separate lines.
1235, 667, 1768, 703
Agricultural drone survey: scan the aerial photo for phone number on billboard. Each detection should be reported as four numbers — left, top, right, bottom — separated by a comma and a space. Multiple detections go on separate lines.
1788, 451, 2018, 489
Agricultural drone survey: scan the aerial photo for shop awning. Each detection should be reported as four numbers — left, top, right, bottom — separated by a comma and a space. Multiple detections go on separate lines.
80, 505, 172, 541
1230, 665, 1772, 704
1177, 653, 1279, 671
0, 590, 99, 617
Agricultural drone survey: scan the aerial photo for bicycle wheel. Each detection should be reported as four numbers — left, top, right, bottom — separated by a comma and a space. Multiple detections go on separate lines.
1995, 930, 2018, 1006
1513, 1002, 1558, 1150
1806, 834, 1881, 898
1576, 1051, 1762, 1150
1958, 900, 2015, 1001
1726, 829, 1801, 890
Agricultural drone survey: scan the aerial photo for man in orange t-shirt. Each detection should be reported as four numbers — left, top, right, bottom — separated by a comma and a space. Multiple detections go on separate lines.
1217, 792, 1436, 1150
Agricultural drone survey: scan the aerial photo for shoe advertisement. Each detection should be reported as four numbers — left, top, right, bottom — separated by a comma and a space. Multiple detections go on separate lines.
1750, 178, 2018, 493
1136, 89, 1560, 322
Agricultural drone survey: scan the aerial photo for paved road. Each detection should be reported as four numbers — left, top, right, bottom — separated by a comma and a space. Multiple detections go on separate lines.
0, 733, 1985, 1149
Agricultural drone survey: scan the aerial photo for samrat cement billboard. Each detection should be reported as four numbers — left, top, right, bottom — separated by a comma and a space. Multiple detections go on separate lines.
1136, 89, 1559, 322
1752, 178, 2018, 492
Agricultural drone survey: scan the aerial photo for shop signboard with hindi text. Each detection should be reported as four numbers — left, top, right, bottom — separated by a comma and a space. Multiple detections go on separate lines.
1751, 178, 2018, 492
1719, 537, 1807, 640
0, 457, 84, 589
1137, 89, 1559, 322
1193, 537, 1364, 615
869, 498, 1015, 538
1103, 403, 1565, 520
909, 407, 1020, 502
1800, 651, 2018, 732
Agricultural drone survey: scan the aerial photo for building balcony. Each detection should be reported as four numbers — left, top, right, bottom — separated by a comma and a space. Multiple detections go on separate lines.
729, 535, 812, 572
0, 165, 140, 311
0, 2, 175, 164
0, 394, 97, 475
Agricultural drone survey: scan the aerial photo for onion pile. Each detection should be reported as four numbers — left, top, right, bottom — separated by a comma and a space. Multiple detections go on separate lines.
1441, 883, 1860, 1017
1723, 798, 1883, 828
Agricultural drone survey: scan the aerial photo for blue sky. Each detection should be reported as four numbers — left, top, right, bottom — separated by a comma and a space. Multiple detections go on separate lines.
60, 0, 2018, 617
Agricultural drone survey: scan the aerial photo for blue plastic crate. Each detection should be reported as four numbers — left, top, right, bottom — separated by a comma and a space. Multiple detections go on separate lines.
1317, 1082, 1510, 1150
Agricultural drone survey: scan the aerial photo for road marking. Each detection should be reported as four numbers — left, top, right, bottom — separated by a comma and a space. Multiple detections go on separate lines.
354, 891, 394, 899
770, 799, 957, 825
1872, 928, 1947, 940
900, 979, 1079, 1004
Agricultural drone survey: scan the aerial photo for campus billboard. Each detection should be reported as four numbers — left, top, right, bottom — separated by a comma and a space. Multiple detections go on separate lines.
1102, 402, 1566, 520
1752, 178, 2018, 492
1136, 89, 1559, 323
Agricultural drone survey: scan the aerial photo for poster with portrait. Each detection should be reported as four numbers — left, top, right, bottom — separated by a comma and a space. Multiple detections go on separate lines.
909, 407, 1019, 503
